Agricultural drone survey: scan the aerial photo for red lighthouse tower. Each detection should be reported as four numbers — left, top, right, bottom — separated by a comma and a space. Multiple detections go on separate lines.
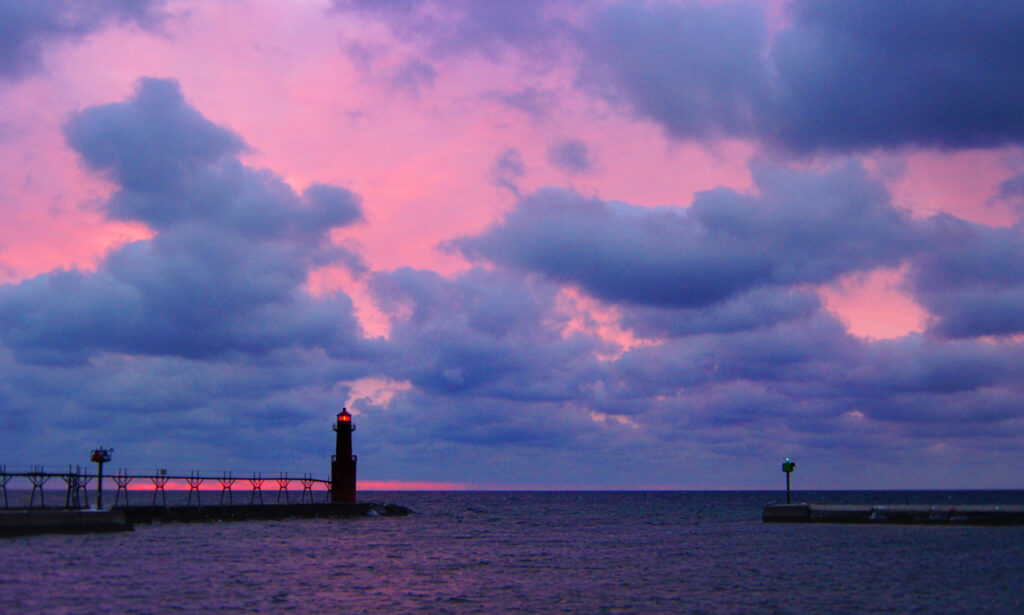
331, 408, 357, 503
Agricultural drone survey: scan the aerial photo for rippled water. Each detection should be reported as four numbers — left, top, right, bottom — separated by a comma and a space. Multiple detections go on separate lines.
3, 491, 1024, 613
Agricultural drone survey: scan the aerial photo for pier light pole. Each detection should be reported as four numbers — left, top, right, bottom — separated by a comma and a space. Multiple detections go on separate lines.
91, 447, 113, 509
782, 457, 795, 504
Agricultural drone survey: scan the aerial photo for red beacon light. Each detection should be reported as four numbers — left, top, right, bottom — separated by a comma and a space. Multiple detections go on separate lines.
338, 409, 352, 422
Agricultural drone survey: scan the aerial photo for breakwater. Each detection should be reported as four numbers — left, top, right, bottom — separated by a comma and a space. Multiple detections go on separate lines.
0, 509, 131, 537
121, 501, 411, 524
763, 503, 1024, 525
1, 501, 411, 537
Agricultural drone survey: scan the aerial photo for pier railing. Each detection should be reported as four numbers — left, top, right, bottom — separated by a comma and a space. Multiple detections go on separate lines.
0, 465, 332, 509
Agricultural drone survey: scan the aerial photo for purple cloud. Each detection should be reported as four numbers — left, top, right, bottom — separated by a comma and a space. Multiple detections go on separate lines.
0, 0, 166, 80
453, 162, 916, 309
336, 0, 573, 61
619, 288, 822, 339
995, 172, 1024, 213
347, 0, 1024, 154
369, 266, 605, 399
0, 79, 370, 364
484, 87, 558, 120
547, 139, 594, 174
391, 59, 437, 95
581, 0, 1024, 152
771, 0, 1024, 152
579, 0, 770, 140
907, 217, 1024, 338
488, 147, 526, 197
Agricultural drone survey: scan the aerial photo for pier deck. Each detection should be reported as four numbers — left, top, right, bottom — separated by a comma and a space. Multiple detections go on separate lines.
763, 503, 1024, 525
1, 502, 411, 537
120, 501, 411, 524
0, 509, 131, 537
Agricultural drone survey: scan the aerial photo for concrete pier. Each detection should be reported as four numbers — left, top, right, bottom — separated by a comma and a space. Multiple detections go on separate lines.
0, 509, 132, 537
764, 503, 1024, 525
0, 502, 411, 537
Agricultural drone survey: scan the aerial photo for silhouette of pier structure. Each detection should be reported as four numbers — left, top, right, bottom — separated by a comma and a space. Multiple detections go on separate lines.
0, 466, 332, 510
1, 409, 408, 536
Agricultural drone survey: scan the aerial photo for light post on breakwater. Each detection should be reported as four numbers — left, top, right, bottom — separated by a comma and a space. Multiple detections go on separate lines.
782, 457, 795, 504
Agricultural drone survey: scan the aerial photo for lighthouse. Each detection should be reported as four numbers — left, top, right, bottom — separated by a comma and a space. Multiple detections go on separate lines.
331, 408, 357, 503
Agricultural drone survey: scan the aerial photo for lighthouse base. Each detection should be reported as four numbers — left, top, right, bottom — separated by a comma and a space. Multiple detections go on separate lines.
331, 457, 357, 504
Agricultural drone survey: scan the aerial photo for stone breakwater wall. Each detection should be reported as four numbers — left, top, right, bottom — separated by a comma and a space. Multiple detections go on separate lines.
0, 509, 131, 537
764, 503, 1024, 525
1, 502, 412, 537
120, 502, 412, 524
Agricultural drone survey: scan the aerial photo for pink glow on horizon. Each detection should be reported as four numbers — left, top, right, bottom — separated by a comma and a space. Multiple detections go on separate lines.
117, 479, 309, 492
360, 480, 471, 491
114, 480, 703, 491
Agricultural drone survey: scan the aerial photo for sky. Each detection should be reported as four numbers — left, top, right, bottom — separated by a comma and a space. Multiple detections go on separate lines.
2, 0, 1024, 490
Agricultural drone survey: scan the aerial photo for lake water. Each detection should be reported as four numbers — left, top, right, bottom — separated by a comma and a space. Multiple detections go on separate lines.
3, 491, 1024, 613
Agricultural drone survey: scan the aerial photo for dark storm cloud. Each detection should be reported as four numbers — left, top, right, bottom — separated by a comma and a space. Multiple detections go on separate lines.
546, 139, 593, 174
619, 288, 822, 338
771, 0, 1024, 152
0, 0, 166, 80
605, 310, 1024, 447
341, 0, 1024, 152
454, 162, 916, 309
835, 334, 1024, 440
854, 334, 1022, 397
359, 387, 595, 452
580, 0, 770, 140
580, 0, 1024, 152
613, 311, 860, 397
369, 266, 605, 401
354, 386, 651, 488
906, 217, 1024, 338
0, 346, 368, 472
0, 78, 371, 364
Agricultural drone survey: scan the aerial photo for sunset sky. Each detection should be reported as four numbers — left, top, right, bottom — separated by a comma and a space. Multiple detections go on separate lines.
3, 0, 1024, 489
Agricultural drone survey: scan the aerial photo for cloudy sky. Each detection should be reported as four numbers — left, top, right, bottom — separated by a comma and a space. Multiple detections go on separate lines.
2, 0, 1024, 489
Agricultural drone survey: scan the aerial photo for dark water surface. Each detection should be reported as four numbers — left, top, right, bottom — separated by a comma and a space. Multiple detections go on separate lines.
3, 491, 1024, 613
